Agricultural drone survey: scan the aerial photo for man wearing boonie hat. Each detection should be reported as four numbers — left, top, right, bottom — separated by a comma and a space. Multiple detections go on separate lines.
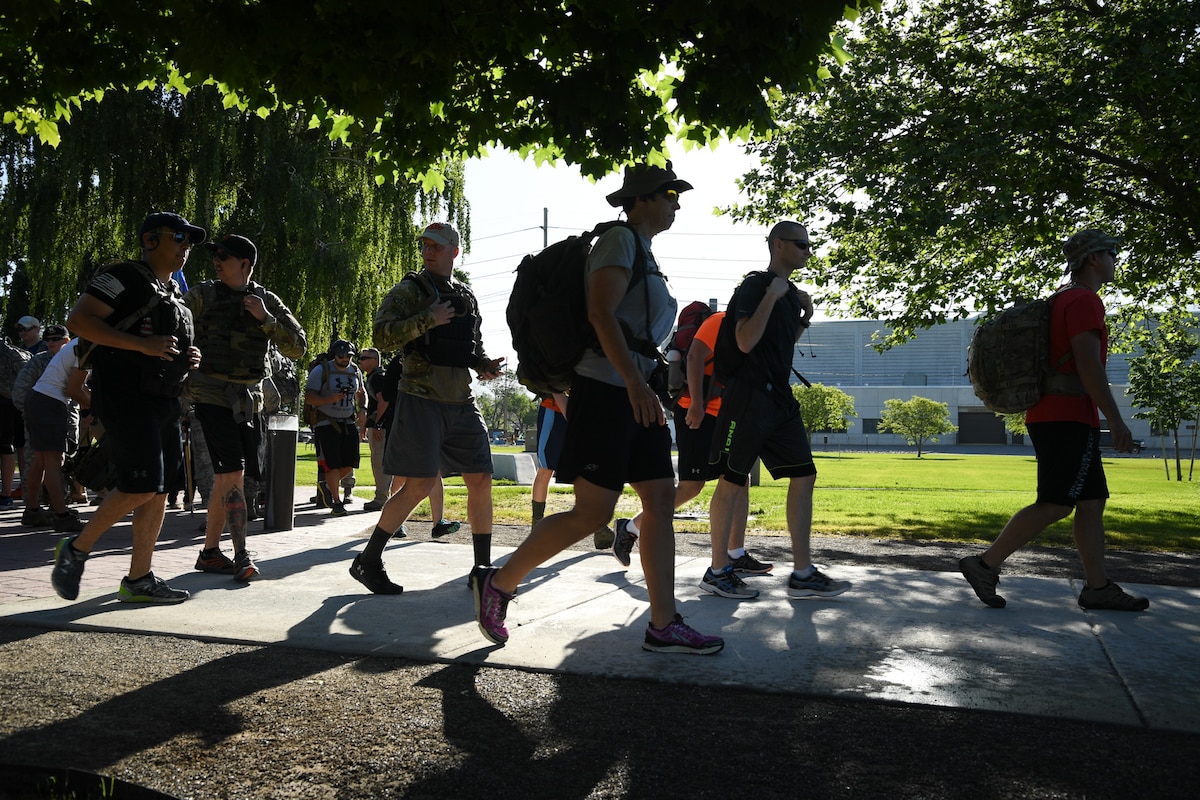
472, 161, 724, 655
53, 211, 205, 606
186, 232, 307, 581
960, 227, 1149, 612
352, 221, 504, 595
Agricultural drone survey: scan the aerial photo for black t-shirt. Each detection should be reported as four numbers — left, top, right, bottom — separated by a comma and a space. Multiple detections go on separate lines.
728, 271, 805, 403
83, 260, 194, 408
366, 367, 386, 422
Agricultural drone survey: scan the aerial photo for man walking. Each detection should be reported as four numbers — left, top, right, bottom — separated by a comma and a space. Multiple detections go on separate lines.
52, 211, 203, 604
959, 229, 1149, 611
707, 220, 850, 600
359, 347, 390, 512
185, 233, 307, 581
305, 340, 366, 517
351, 222, 503, 594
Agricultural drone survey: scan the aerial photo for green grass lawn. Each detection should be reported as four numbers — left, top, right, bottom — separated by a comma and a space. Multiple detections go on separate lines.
295, 443, 1200, 553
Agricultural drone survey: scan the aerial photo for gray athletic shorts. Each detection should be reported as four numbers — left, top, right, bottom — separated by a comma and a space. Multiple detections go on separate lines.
383, 393, 492, 478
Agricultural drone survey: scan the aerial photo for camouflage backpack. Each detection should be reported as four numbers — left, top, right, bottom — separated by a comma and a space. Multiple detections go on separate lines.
967, 291, 1085, 414
0, 338, 32, 399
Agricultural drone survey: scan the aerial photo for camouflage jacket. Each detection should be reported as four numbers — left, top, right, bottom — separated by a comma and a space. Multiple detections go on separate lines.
373, 270, 490, 405
184, 280, 307, 407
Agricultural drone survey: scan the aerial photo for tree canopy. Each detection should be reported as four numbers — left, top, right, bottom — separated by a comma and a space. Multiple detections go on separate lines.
2, 0, 871, 181
0, 86, 465, 355
731, 0, 1200, 347
877, 396, 956, 457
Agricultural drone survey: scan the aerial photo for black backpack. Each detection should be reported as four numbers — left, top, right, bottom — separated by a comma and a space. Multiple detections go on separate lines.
507, 221, 648, 396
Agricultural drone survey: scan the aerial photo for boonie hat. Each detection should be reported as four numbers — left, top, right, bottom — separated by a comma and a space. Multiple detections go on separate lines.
42, 324, 68, 341
206, 234, 258, 267
1063, 229, 1121, 266
138, 211, 207, 244
418, 222, 460, 249
330, 339, 356, 357
605, 160, 694, 207
16, 315, 40, 330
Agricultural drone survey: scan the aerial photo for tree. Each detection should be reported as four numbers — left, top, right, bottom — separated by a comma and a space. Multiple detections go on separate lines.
730, 0, 1200, 349
0, 86, 466, 357
877, 396, 957, 458
793, 382, 857, 440
476, 370, 536, 439
2, 1, 872, 181
1126, 308, 1200, 481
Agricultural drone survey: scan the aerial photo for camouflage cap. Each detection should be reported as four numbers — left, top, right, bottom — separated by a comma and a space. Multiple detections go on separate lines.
1063, 229, 1121, 266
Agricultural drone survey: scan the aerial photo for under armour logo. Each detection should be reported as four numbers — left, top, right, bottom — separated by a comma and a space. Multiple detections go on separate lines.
132, 469, 148, 478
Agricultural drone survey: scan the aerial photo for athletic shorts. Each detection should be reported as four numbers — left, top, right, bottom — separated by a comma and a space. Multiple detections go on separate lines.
100, 394, 184, 495
383, 393, 492, 478
0, 395, 24, 453
536, 404, 566, 472
194, 403, 266, 480
554, 375, 674, 492
314, 419, 361, 470
709, 383, 816, 487
673, 405, 720, 483
1028, 421, 1109, 506
24, 390, 74, 453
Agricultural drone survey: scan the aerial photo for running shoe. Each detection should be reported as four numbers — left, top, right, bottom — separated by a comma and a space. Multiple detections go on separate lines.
612, 518, 637, 567
118, 572, 189, 604
1078, 581, 1149, 611
642, 614, 724, 655
431, 519, 462, 538
0, 494, 12, 508
21, 506, 54, 528
330, 501, 348, 517
363, 500, 384, 512
233, 550, 260, 582
471, 566, 512, 645
53, 512, 83, 533
787, 567, 851, 598
730, 551, 774, 575
699, 566, 760, 599
51, 535, 88, 601
349, 554, 403, 595
959, 555, 1006, 608
392, 524, 409, 539
195, 548, 237, 575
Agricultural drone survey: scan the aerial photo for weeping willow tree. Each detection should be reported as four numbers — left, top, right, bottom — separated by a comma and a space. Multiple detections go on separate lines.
0, 85, 468, 358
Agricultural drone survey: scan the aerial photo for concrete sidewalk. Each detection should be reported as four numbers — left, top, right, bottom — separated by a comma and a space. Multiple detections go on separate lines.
2, 489, 1197, 735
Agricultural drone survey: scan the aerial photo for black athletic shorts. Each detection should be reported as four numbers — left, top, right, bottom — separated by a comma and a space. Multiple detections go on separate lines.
194, 403, 266, 480
1028, 421, 1109, 506
554, 375, 674, 491
101, 394, 184, 495
314, 419, 362, 470
673, 405, 720, 483
709, 383, 816, 487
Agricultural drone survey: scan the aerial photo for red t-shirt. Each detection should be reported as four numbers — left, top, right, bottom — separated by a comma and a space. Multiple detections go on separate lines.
1025, 286, 1105, 427
678, 312, 723, 416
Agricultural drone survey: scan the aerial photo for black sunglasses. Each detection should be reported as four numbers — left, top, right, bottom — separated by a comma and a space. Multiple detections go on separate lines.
153, 229, 189, 244
779, 238, 812, 250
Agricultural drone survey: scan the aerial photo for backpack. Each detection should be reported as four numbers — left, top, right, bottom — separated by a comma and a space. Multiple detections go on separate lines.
75, 261, 168, 371
303, 355, 359, 426
507, 221, 648, 396
665, 301, 716, 400
0, 338, 32, 399
967, 292, 1085, 414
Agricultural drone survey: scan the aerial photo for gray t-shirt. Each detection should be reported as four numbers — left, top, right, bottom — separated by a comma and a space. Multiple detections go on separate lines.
575, 226, 677, 387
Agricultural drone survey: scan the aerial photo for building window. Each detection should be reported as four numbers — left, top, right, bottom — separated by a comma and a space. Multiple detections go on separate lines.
863, 418, 880, 435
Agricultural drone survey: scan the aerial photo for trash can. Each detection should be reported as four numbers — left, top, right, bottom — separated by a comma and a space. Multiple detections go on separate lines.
264, 413, 298, 531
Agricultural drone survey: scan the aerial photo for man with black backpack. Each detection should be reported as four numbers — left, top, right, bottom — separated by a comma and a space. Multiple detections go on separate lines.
52, 211, 204, 605
305, 339, 366, 517
708, 220, 851, 601
350, 222, 503, 594
185, 233, 307, 581
473, 162, 723, 655
959, 229, 1148, 612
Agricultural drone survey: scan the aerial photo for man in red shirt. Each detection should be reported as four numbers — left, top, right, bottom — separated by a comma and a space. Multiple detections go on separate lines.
960, 229, 1149, 612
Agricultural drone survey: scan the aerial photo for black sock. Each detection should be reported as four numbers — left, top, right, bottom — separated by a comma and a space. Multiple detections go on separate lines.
473, 533, 492, 567
978, 555, 993, 570
532, 500, 546, 523
361, 525, 394, 562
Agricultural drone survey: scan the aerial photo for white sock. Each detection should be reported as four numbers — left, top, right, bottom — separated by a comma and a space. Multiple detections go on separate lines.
626, 518, 640, 535
793, 565, 816, 580
728, 548, 746, 559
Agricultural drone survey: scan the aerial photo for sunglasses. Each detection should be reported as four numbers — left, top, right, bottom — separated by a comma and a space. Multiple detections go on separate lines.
780, 238, 812, 250
15, 326, 35, 333
213, 251, 243, 262
662, 189, 679, 203
154, 229, 191, 244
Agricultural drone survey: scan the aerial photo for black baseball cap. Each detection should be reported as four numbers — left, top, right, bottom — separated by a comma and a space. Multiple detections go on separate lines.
138, 211, 206, 244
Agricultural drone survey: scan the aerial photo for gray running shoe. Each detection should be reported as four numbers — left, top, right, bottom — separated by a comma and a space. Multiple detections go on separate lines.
787, 567, 851, 598
1078, 581, 1149, 611
51, 535, 88, 601
730, 551, 774, 575
959, 555, 1006, 608
699, 566, 760, 599
233, 550, 260, 582
118, 572, 189, 604
431, 519, 461, 538
612, 518, 637, 567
